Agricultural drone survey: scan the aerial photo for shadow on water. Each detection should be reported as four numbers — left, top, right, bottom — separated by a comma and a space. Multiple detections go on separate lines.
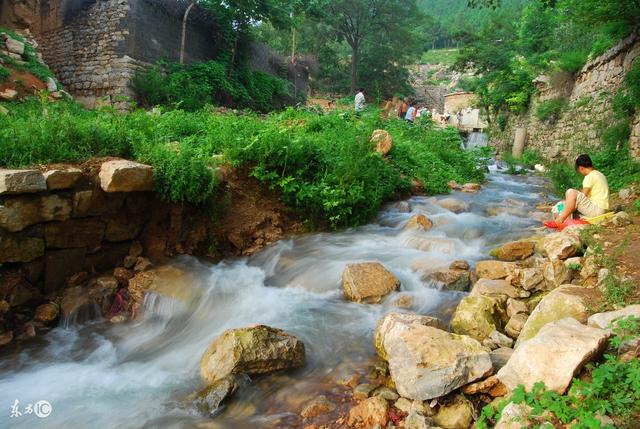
0, 164, 551, 428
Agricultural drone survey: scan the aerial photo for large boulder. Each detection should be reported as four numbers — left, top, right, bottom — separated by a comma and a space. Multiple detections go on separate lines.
471, 278, 530, 299
451, 295, 506, 341
497, 318, 610, 393
516, 284, 600, 345
543, 231, 582, 260
371, 129, 393, 156
200, 325, 305, 385
375, 312, 492, 400
475, 260, 516, 280
587, 305, 640, 330
342, 262, 400, 303
490, 241, 535, 261
374, 313, 446, 361
99, 160, 154, 193
0, 169, 46, 195
436, 197, 469, 213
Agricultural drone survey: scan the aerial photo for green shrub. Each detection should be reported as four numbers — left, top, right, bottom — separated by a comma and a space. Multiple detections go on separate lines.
132, 60, 290, 112
477, 316, 640, 429
0, 65, 9, 82
557, 50, 589, 74
536, 97, 569, 123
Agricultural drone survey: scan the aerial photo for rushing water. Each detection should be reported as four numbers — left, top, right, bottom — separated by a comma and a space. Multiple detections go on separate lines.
0, 165, 550, 429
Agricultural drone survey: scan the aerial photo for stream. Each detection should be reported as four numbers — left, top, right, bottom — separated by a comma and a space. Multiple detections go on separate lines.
0, 164, 550, 429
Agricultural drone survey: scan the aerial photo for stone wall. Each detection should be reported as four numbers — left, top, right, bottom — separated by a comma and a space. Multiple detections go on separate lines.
0, 160, 218, 298
1, 0, 223, 107
491, 32, 640, 161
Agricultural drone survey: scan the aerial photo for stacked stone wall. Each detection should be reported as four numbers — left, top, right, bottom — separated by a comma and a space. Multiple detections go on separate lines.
0, 161, 217, 301
491, 32, 640, 161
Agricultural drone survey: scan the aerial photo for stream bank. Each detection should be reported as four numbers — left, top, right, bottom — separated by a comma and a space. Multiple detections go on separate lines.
0, 163, 556, 428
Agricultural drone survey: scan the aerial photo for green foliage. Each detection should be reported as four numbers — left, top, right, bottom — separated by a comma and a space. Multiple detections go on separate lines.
420, 49, 459, 66
612, 60, 640, 118
557, 50, 589, 74
0, 66, 9, 82
255, 0, 425, 97
548, 162, 581, 195
0, 27, 55, 82
0, 99, 484, 229
535, 97, 568, 123
477, 316, 640, 429
580, 225, 635, 307
133, 60, 288, 112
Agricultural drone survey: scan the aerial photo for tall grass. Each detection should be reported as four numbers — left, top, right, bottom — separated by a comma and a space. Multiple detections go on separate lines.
0, 99, 485, 228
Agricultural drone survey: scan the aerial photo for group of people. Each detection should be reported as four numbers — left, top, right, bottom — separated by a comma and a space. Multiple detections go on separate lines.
395, 98, 434, 123
354, 89, 465, 126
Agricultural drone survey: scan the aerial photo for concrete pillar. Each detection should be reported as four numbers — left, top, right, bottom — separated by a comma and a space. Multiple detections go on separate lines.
512, 127, 527, 158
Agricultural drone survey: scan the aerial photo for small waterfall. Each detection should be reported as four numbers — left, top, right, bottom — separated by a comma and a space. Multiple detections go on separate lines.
464, 132, 488, 150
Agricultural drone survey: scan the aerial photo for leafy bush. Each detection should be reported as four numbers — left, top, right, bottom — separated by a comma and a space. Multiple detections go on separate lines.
133, 60, 290, 112
535, 97, 569, 123
477, 316, 640, 429
0, 65, 9, 82
548, 162, 581, 195
0, 99, 485, 229
556, 50, 589, 74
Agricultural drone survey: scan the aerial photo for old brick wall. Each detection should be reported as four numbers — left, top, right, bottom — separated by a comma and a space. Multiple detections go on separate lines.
491, 32, 640, 161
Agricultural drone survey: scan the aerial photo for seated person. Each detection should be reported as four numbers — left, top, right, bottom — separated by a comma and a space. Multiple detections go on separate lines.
555, 154, 610, 224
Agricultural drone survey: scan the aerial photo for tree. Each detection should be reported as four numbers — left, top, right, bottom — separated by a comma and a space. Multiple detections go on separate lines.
180, 0, 197, 64
318, 0, 425, 93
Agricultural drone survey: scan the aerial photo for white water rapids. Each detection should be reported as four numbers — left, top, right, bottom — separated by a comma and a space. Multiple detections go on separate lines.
0, 165, 550, 429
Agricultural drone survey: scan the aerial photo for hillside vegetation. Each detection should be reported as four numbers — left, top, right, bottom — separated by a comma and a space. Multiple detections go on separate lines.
0, 100, 484, 228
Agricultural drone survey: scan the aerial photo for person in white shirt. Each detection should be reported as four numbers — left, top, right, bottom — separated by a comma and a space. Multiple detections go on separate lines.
405, 101, 417, 123
354, 88, 366, 113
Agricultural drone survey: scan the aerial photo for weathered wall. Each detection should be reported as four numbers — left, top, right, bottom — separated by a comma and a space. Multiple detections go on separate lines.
491, 32, 640, 160
0, 163, 215, 296
1, 0, 223, 107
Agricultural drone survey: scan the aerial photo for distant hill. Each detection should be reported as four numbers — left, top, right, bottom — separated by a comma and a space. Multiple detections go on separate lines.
418, 0, 526, 49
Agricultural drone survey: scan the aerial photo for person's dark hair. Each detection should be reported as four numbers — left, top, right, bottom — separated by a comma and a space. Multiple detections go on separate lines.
575, 154, 593, 169
358, 88, 365, 93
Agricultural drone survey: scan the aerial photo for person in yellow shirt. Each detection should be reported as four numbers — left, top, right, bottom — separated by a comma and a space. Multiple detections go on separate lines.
556, 154, 610, 224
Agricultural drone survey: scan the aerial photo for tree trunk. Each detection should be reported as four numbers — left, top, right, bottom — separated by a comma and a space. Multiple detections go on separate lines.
180, 1, 196, 64
350, 44, 358, 94
291, 27, 297, 64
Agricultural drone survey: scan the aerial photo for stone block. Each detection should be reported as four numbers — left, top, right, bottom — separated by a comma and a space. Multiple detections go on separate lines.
0, 169, 46, 195
99, 160, 154, 193
44, 168, 82, 190
0, 195, 71, 232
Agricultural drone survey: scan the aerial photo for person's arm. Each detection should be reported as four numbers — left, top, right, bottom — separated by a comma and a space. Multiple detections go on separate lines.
582, 174, 592, 197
